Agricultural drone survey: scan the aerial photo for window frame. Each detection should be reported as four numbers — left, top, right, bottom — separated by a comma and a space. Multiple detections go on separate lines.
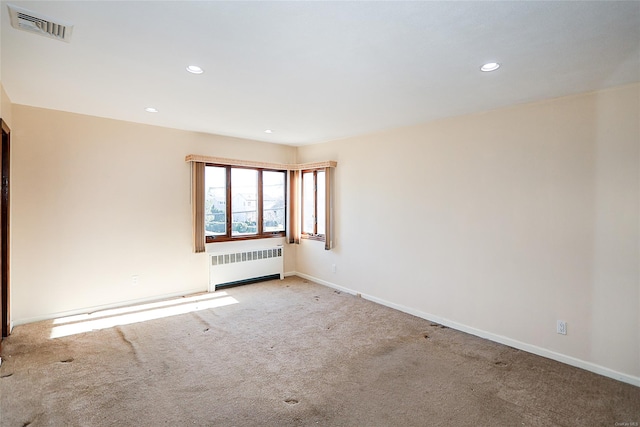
301, 169, 326, 242
205, 163, 287, 243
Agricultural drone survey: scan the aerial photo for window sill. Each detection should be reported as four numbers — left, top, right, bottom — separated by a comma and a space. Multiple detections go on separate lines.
206, 233, 285, 244
301, 234, 326, 242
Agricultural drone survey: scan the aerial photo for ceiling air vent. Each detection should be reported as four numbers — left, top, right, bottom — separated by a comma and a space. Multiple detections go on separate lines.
7, 4, 73, 42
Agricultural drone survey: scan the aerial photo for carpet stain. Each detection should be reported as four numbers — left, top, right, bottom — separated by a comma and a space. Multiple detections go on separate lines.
59, 358, 74, 363
203, 328, 210, 333
430, 323, 448, 329
494, 361, 508, 367
192, 312, 215, 330
284, 399, 299, 405
423, 334, 430, 339
374, 344, 397, 357
116, 327, 141, 364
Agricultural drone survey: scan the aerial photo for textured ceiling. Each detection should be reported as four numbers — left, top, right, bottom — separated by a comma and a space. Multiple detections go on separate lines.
1, 1, 639, 146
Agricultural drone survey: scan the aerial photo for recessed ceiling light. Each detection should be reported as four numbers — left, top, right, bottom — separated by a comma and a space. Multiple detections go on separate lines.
186, 65, 204, 74
264, 129, 273, 134
145, 107, 159, 113
480, 62, 500, 72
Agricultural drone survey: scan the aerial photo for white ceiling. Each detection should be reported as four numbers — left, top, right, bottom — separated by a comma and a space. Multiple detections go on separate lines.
1, 1, 639, 146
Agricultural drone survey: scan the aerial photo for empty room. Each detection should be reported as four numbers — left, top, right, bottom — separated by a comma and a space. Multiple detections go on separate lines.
0, 1, 638, 426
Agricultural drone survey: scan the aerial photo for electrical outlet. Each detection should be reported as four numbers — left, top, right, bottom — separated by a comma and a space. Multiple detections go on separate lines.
331, 264, 337, 273
557, 320, 567, 335
132, 275, 139, 286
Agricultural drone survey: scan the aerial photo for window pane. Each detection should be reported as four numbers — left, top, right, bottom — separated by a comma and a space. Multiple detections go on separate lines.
205, 166, 227, 236
302, 172, 315, 234
263, 171, 285, 232
231, 168, 258, 236
316, 171, 326, 235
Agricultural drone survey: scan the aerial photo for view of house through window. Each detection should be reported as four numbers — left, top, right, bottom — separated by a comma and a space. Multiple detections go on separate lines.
263, 171, 286, 232
205, 165, 286, 241
302, 170, 325, 239
205, 166, 227, 236
231, 168, 258, 236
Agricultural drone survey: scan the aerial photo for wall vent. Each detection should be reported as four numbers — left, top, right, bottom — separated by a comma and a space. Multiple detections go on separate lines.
7, 4, 73, 43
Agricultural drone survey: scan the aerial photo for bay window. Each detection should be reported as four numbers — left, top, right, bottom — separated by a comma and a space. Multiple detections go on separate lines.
187, 154, 335, 253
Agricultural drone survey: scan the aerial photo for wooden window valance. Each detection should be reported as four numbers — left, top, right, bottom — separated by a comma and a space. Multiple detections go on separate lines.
185, 155, 336, 171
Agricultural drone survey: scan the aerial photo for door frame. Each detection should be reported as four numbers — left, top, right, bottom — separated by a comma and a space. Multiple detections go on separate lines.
1, 119, 10, 341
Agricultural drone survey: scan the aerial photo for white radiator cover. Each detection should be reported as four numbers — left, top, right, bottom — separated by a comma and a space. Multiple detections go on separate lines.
208, 245, 284, 291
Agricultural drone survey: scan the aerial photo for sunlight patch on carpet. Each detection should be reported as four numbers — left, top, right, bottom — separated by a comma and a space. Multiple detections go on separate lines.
50, 292, 238, 339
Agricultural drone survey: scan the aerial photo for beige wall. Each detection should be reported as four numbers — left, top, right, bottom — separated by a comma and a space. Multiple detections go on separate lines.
0, 83, 12, 127
296, 84, 640, 384
11, 105, 296, 323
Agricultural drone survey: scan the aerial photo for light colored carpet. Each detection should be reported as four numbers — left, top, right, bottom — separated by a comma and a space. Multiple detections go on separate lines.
0, 276, 638, 426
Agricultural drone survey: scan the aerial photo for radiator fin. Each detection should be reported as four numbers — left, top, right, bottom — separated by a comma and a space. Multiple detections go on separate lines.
211, 247, 282, 267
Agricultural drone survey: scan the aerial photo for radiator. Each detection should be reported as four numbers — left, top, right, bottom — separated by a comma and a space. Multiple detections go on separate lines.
209, 245, 284, 290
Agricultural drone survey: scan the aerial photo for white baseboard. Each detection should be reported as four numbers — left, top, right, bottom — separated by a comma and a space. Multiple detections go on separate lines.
12, 287, 208, 327
294, 272, 640, 388
295, 272, 359, 295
